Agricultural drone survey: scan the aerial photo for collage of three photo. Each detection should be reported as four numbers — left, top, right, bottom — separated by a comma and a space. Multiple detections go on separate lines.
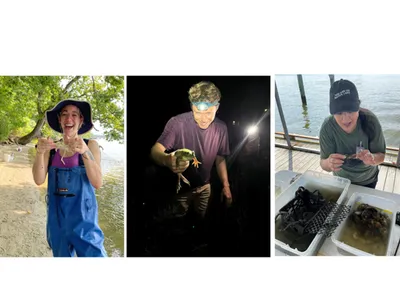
1, 74, 399, 258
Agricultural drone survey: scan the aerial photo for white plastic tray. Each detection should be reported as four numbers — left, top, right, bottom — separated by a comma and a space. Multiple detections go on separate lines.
275, 170, 351, 256
275, 179, 285, 197
331, 192, 397, 256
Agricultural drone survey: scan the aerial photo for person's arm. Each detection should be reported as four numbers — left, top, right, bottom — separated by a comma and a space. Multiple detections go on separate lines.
319, 117, 343, 172
150, 142, 168, 166
357, 150, 385, 166
81, 139, 103, 189
320, 154, 345, 172
216, 124, 232, 205
216, 155, 232, 206
150, 117, 190, 173
150, 142, 189, 173
366, 112, 386, 166
215, 155, 229, 188
32, 150, 50, 185
320, 157, 332, 172
370, 153, 385, 165
32, 138, 54, 185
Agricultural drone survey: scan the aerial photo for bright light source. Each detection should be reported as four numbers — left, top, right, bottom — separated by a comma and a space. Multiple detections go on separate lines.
247, 125, 258, 135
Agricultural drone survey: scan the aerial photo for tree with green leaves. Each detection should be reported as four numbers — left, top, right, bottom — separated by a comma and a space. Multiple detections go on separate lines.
0, 76, 124, 145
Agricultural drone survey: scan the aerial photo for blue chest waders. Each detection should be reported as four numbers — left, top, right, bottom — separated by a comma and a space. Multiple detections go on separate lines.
46, 164, 107, 257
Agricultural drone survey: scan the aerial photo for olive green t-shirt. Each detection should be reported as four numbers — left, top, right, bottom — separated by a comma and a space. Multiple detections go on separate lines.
319, 111, 386, 185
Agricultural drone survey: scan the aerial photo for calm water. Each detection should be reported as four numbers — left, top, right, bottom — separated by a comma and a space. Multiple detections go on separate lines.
97, 138, 125, 257
275, 74, 400, 147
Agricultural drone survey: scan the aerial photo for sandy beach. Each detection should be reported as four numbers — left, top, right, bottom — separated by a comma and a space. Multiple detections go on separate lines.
0, 143, 52, 257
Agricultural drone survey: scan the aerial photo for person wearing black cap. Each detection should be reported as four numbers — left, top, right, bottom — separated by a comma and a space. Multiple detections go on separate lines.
32, 99, 107, 257
319, 79, 386, 188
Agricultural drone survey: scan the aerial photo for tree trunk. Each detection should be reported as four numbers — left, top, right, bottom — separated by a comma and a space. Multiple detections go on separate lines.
15, 117, 46, 145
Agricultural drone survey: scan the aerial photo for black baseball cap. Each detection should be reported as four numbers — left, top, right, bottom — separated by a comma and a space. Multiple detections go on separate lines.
329, 79, 360, 114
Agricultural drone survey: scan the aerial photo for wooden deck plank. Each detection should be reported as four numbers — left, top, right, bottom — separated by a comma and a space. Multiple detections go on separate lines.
279, 151, 310, 172
384, 167, 396, 193
393, 168, 400, 194
275, 149, 303, 171
298, 153, 321, 174
275, 152, 298, 171
292, 152, 318, 173
275, 147, 288, 161
274, 148, 289, 168
376, 166, 389, 191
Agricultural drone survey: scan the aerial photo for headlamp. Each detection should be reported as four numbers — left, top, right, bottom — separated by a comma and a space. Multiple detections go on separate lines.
192, 101, 219, 111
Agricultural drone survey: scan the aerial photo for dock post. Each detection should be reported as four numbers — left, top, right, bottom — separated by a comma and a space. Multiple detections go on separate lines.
297, 74, 307, 105
329, 74, 335, 86
396, 149, 400, 168
275, 81, 292, 149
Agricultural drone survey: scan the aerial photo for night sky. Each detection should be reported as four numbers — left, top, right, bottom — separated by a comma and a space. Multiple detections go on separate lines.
127, 76, 271, 257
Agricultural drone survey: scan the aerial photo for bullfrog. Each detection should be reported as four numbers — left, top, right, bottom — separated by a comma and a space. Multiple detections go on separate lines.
173, 148, 201, 193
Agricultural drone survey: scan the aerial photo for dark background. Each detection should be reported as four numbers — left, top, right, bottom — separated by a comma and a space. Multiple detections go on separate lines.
127, 76, 271, 257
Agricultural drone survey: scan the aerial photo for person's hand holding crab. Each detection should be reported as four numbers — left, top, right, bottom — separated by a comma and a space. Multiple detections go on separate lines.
326, 153, 346, 172
36, 137, 57, 154
53, 136, 91, 165
65, 136, 90, 155
357, 149, 376, 165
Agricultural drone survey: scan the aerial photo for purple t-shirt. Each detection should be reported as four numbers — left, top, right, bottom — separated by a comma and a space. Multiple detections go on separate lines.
51, 150, 80, 168
157, 111, 230, 188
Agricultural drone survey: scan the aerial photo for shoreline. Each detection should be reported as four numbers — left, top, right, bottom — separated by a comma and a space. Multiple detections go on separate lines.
0, 144, 52, 257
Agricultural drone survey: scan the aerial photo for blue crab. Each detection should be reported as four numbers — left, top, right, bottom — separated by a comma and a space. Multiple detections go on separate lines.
54, 140, 74, 165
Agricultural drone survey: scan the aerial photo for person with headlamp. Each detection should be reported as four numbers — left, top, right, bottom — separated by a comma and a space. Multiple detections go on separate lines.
150, 81, 232, 219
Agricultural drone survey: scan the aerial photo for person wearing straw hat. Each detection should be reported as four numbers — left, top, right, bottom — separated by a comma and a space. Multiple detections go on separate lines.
319, 79, 386, 189
32, 99, 107, 257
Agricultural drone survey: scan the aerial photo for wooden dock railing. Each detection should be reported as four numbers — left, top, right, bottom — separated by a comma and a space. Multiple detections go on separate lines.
275, 131, 400, 168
